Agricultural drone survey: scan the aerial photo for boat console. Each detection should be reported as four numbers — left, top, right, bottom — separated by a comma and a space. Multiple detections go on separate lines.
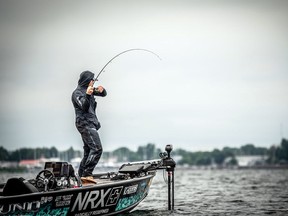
43, 162, 81, 190
33, 162, 81, 192
1, 162, 81, 196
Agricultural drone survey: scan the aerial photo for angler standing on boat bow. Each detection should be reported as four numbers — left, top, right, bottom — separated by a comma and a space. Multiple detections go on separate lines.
71, 70, 107, 182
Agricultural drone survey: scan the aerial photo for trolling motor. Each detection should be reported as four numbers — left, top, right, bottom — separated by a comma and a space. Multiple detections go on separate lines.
119, 144, 176, 211
160, 144, 176, 211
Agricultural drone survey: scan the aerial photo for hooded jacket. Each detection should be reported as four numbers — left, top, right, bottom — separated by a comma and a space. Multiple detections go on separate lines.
71, 71, 107, 129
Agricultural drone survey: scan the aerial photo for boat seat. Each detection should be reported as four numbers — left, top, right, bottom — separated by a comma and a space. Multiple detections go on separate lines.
3, 177, 38, 196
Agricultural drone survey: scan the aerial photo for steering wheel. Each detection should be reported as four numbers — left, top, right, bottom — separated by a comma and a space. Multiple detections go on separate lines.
36, 169, 55, 191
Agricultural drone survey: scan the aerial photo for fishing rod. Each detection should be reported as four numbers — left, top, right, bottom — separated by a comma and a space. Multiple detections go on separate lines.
94, 48, 162, 81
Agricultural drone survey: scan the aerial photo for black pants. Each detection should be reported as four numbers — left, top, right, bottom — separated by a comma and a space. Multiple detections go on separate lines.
76, 120, 103, 177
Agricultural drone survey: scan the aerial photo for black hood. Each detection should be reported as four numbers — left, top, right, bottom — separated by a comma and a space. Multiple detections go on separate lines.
78, 71, 95, 87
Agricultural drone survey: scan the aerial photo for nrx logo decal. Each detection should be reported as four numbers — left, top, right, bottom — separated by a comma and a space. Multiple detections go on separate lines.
71, 186, 123, 212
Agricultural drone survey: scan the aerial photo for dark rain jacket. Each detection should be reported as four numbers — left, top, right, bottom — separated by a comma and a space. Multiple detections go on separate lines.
71, 71, 107, 130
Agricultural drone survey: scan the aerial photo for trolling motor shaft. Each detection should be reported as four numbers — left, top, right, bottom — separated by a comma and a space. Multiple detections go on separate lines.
160, 144, 176, 211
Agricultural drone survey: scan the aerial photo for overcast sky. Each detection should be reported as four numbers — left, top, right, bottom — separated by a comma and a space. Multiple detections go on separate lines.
0, 0, 287, 152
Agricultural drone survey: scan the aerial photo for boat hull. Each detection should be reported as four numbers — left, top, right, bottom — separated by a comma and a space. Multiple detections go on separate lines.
0, 174, 154, 216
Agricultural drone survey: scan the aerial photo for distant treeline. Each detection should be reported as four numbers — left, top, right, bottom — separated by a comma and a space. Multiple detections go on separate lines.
0, 139, 287, 166
0, 146, 82, 163
175, 138, 288, 166
0, 144, 161, 163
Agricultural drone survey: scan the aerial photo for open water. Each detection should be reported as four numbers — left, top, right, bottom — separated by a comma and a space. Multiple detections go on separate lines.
132, 168, 288, 216
1, 168, 288, 215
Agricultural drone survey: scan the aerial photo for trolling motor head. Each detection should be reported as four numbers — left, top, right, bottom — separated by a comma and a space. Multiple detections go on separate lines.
159, 144, 176, 171
165, 144, 173, 158
159, 144, 173, 159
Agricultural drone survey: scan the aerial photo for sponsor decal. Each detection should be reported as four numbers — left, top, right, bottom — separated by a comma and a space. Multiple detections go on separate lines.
74, 208, 109, 216
0, 200, 41, 214
36, 204, 69, 216
115, 194, 142, 211
55, 194, 73, 207
71, 186, 123, 212
123, 184, 138, 195
116, 180, 149, 211
0, 196, 53, 215
106, 187, 123, 206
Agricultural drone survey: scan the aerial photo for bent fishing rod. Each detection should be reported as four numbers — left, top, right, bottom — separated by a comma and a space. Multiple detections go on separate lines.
94, 48, 162, 81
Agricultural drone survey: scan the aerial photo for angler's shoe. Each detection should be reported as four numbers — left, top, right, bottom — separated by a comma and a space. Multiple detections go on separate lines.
81, 176, 97, 185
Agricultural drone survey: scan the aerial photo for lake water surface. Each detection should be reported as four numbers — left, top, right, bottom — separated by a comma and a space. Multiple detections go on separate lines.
1, 168, 288, 215
132, 168, 288, 216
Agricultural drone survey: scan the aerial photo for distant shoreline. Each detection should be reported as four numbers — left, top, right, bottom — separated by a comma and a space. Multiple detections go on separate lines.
237, 164, 288, 169
175, 164, 288, 170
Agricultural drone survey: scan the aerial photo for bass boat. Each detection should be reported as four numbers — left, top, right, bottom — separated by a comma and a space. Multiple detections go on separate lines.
0, 145, 176, 216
